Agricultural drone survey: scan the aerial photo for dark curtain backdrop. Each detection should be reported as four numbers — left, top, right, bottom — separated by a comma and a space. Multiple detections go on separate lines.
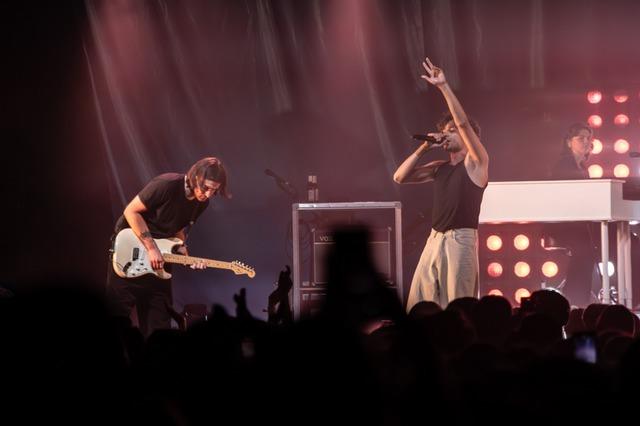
8, 0, 640, 317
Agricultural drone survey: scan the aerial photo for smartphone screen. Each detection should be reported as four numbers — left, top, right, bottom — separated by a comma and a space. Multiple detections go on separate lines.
573, 333, 597, 364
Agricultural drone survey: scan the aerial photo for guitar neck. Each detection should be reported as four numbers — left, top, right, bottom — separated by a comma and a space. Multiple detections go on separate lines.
163, 253, 231, 270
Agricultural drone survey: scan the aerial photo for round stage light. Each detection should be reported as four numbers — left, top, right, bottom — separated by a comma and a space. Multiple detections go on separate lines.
486, 235, 503, 251
587, 115, 603, 128
514, 261, 531, 278
591, 139, 603, 154
541, 261, 559, 278
513, 234, 530, 251
587, 90, 602, 104
614, 114, 630, 127
487, 262, 503, 278
488, 289, 504, 297
614, 139, 629, 154
515, 288, 531, 304
613, 90, 629, 103
614, 164, 630, 178
588, 164, 603, 178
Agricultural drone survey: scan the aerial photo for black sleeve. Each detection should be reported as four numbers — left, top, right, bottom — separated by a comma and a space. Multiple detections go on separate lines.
138, 176, 171, 210
549, 157, 585, 180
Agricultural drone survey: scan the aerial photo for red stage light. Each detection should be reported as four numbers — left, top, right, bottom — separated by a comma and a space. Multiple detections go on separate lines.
613, 90, 629, 103
487, 262, 503, 278
587, 115, 603, 128
587, 90, 602, 104
614, 114, 629, 127
541, 261, 559, 278
486, 235, 503, 251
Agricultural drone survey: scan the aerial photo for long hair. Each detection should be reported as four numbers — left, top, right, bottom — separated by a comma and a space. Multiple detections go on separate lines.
186, 157, 231, 199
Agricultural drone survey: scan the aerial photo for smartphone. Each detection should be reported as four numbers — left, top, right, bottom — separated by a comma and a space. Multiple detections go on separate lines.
573, 333, 597, 364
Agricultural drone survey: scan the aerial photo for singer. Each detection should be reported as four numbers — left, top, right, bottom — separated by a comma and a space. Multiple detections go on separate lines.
393, 57, 489, 311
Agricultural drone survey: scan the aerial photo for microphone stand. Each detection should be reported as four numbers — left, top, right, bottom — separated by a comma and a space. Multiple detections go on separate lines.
265, 168, 299, 201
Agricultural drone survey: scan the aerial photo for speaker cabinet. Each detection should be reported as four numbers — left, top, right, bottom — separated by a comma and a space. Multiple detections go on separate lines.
310, 227, 393, 286
292, 201, 403, 320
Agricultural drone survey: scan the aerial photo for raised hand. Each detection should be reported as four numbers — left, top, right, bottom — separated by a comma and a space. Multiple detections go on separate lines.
420, 57, 446, 86
233, 287, 253, 320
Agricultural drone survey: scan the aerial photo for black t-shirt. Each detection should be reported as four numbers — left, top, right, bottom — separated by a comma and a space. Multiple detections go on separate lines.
114, 173, 209, 239
431, 161, 486, 232
549, 153, 589, 180
544, 153, 597, 249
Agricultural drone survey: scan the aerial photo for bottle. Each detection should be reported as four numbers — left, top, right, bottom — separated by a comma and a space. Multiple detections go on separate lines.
307, 175, 318, 202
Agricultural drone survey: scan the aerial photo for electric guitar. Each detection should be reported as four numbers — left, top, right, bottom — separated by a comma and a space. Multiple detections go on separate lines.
112, 228, 255, 279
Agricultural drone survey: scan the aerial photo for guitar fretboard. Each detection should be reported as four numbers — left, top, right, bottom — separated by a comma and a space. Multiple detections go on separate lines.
163, 253, 231, 270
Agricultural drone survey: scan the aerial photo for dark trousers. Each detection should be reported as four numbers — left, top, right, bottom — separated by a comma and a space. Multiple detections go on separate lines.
106, 266, 173, 338
563, 243, 599, 307
543, 223, 599, 308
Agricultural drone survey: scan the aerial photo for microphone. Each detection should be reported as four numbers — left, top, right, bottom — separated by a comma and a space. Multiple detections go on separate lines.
629, 151, 640, 158
265, 169, 298, 198
412, 134, 446, 145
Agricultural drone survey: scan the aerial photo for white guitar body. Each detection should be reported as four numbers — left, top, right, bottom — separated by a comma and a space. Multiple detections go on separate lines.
112, 229, 182, 279
112, 228, 255, 279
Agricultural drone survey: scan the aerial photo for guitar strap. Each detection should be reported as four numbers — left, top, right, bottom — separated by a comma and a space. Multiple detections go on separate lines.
108, 232, 117, 259
183, 201, 203, 243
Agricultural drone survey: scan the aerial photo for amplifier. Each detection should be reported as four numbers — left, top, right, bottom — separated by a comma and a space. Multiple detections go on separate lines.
299, 289, 326, 319
311, 227, 392, 286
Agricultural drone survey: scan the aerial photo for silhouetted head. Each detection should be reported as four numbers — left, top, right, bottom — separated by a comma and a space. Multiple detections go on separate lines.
596, 304, 636, 336
565, 308, 587, 337
529, 289, 570, 327
582, 303, 607, 332
472, 295, 512, 345
408, 301, 442, 320
322, 224, 403, 328
446, 296, 480, 321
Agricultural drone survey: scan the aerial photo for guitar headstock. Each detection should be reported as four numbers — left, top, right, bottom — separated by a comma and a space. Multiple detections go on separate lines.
230, 261, 256, 278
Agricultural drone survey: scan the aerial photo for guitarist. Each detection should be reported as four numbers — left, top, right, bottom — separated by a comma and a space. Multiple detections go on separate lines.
107, 157, 230, 337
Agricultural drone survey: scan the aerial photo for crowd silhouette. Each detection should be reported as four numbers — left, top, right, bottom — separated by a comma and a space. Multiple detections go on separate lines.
2, 224, 638, 425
